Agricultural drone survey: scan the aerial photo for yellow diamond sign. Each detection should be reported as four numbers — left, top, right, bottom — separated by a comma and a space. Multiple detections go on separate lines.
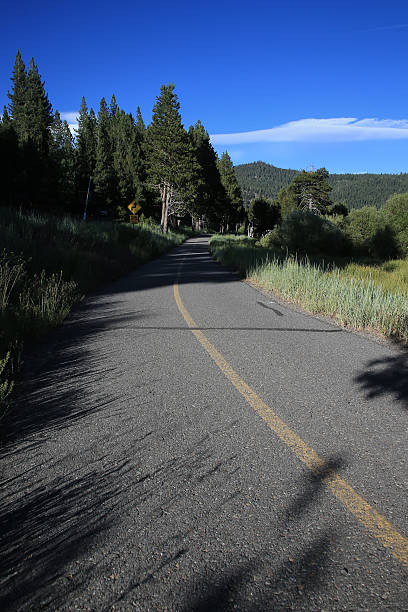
128, 200, 142, 214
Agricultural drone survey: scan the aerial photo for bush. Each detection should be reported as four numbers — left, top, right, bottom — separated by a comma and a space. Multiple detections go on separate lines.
277, 210, 349, 256
257, 227, 281, 249
382, 192, 408, 257
344, 206, 398, 259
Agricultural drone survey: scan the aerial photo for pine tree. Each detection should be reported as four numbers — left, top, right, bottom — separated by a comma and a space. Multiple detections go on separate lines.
113, 110, 144, 208
7, 51, 28, 145
0, 106, 19, 206
94, 97, 116, 209
2, 106, 11, 127
188, 120, 225, 229
278, 168, 332, 217
146, 84, 198, 232
50, 110, 75, 208
248, 197, 280, 236
25, 57, 53, 156
135, 106, 146, 134
217, 151, 244, 232
75, 97, 97, 195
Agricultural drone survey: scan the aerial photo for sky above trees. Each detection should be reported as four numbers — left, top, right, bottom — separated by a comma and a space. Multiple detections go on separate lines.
1, 0, 408, 173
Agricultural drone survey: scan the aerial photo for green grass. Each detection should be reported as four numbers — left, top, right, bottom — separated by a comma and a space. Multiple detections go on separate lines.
0, 207, 187, 415
334, 259, 408, 296
209, 235, 408, 343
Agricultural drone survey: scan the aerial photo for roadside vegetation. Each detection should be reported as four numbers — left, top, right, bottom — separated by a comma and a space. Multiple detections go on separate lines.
210, 235, 408, 343
0, 50, 246, 418
0, 207, 186, 416
210, 181, 408, 343
2, 49, 408, 414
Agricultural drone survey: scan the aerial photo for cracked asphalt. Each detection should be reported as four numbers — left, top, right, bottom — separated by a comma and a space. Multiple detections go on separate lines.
0, 235, 407, 611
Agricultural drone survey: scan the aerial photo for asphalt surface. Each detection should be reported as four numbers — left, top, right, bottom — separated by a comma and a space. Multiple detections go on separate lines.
1, 235, 407, 611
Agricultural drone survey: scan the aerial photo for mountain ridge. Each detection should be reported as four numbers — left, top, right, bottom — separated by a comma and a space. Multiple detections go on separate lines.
234, 161, 408, 210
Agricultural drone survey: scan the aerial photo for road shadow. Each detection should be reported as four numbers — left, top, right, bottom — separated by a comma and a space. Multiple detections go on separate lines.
354, 350, 408, 410
1, 237, 237, 448
0, 302, 148, 451
0, 429, 243, 610
182, 456, 344, 611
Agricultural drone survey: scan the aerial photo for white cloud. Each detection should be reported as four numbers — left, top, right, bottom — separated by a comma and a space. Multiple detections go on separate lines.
210, 117, 408, 145
354, 23, 408, 33
60, 111, 78, 134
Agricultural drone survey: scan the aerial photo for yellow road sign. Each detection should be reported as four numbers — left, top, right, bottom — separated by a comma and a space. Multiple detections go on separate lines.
128, 201, 142, 214
129, 214, 139, 224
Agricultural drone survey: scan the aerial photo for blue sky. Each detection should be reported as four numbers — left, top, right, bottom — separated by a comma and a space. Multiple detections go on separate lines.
2, 0, 408, 173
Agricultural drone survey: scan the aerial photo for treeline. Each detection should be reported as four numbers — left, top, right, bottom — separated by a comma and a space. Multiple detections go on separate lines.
0, 51, 244, 232
246, 168, 408, 260
235, 161, 408, 211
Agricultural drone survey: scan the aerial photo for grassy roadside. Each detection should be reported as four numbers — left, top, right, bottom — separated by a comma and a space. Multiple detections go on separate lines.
209, 235, 408, 343
0, 207, 187, 416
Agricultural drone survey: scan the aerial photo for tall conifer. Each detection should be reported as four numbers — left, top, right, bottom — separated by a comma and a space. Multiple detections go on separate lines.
146, 84, 198, 231
25, 57, 53, 156
217, 151, 244, 232
188, 120, 225, 228
75, 97, 96, 194
7, 51, 28, 145
94, 97, 115, 208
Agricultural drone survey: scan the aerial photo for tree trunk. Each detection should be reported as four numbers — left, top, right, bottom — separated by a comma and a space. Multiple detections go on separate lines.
162, 182, 171, 233
160, 181, 167, 231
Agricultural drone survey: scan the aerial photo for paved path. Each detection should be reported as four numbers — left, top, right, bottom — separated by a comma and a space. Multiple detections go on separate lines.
1, 236, 407, 611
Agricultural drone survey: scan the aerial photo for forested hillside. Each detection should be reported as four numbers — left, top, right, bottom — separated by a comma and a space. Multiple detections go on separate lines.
235, 161, 408, 210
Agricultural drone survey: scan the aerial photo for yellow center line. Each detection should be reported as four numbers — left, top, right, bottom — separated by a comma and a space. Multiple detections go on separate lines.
173, 279, 408, 569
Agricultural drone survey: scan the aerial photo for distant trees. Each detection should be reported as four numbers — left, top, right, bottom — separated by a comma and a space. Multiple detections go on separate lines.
6, 49, 406, 261
234, 161, 408, 211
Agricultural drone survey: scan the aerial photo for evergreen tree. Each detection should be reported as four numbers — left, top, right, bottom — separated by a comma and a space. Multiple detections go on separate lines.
2, 106, 11, 127
113, 110, 145, 210
188, 120, 225, 229
7, 50, 28, 145
217, 151, 244, 232
25, 57, 53, 156
248, 197, 281, 236
135, 106, 145, 133
278, 168, 332, 217
0, 108, 19, 206
146, 84, 198, 232
75, 97, 97, 196
94, 97, 116, 209
50, 111, 75, 208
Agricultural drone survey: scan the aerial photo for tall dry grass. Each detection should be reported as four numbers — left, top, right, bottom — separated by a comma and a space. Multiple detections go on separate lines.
209, 235, 408, 342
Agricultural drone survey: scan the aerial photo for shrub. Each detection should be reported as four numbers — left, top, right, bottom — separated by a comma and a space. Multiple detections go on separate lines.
344, 206, 398, 259
382, 192, 408, 257
257, 227, 282, 249
277, 210, 349, 256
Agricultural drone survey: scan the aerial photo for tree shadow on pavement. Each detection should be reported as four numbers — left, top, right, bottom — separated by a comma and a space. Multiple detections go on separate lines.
1, 237, 236, 448
0, 462, 126, 610
0, 432, 241, 610
354, 350, 408, 410
0, 304, 146, 450
182, 456, 345, 612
